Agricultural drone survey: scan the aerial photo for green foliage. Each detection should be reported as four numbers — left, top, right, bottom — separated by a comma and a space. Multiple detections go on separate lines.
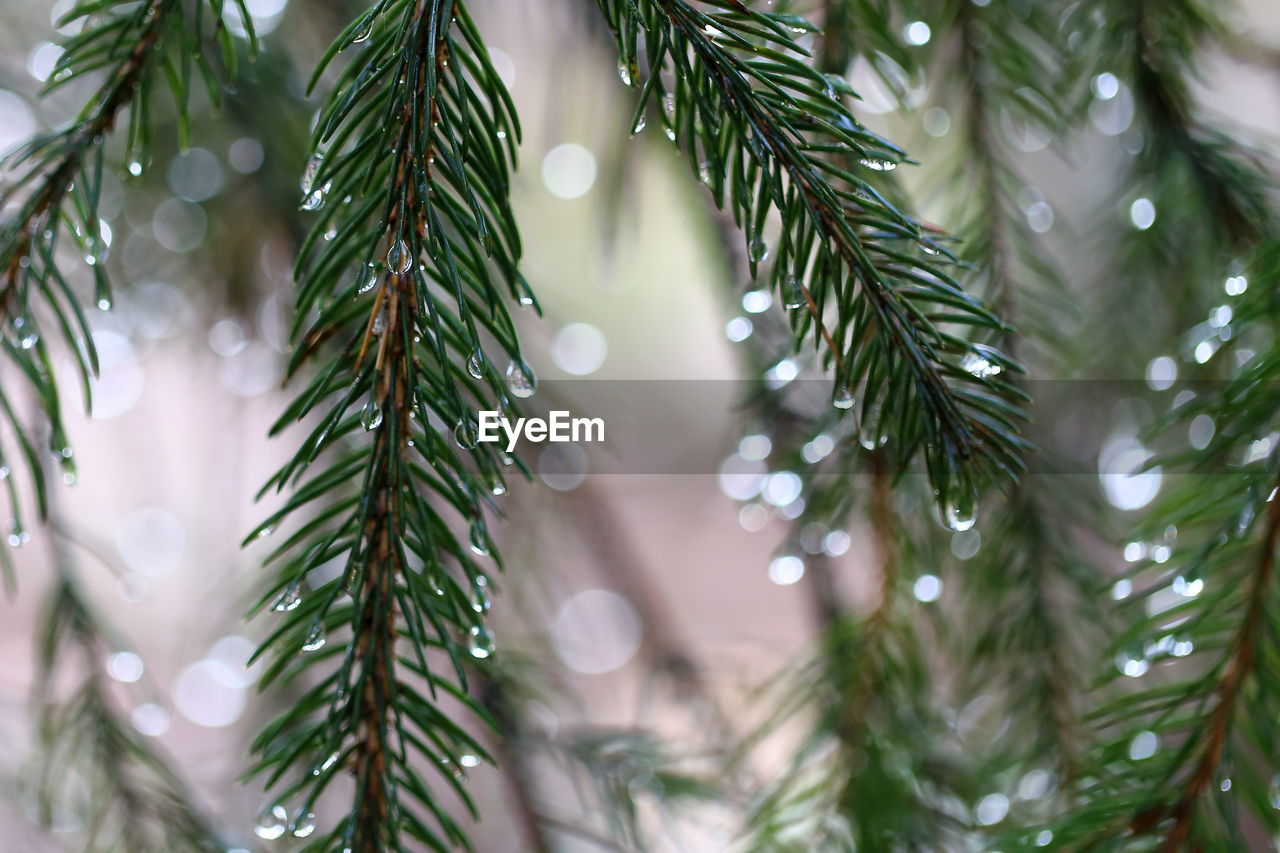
0, 0, 250, 533
34, 572, 223, 851
594, 0, 1029, 507
245, 0, 529, 848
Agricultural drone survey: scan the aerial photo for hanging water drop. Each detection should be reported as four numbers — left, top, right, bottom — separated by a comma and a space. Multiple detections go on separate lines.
698, 161, 713, 185
469, 522, 490, 557
468, 625, 495, 659
631, 115, 647, 135
301, 152, 324, 194
505, 360, 536, 399
128, 160, 144, 177
387, 239, 413, 274
254, 805, 289, 841
939, 492, 977, 532
617, 62, 633, 87
782, 276, 804, 309
291, 811, 317, 839
470, 576, 491, 613
467, 348, 485, 379
357, 263, 379, 294
455, 418, 478, 450
352, 15, 374, 42
271, 582, 302, 612
748, 237, 769, 262
300, 186, 327, 211
361, 399, 383, 431
491, 482, 507, 497
833, 384, 855, 410
302, 620, 327, 652
7, 519, 27, 548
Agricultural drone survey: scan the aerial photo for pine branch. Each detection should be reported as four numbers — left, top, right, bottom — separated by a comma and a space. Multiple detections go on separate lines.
0, 0, 249, 531
34, 563, 223, 851
247, 1, 526, 848
594, 0, 1029, 505
1014, 242, 1280, 851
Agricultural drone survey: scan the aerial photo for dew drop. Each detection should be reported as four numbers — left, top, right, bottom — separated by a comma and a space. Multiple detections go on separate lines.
470, 576, 491, 613
291, 811, 317, 838
387, 240, 413, 274
361, 399, 383, 431
782, 276, 804, 309
128, 160, 144, 177
616, 62, 633, 87
939, 491, 977, 532
7, 519, 27, 548
833, 384, 855, 410
271, 582, 302, 613
454, 418, 478, 450
631, 115, 647, 135
357, 263, 379, 294
504, 360, 536, 399
468, 625, 495, 659
301, 152, 324, 194
352, 16, 374, 42
748, 237, 769, 263
467, 348, 485, 379
302, 620, 327, 652
254, 805, 289, 841
469, 522, 490, 557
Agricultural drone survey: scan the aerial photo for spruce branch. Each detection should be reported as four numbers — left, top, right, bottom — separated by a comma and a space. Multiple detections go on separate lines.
247, 0, 527, 849
594, 0, 1029, 506
0, 0, 250, 531
1015, 242, 1280, 851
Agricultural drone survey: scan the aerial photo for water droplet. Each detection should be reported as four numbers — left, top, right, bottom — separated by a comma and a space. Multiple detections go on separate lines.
698, 161, 713, 185
20, 333, 38, 350
97, 298, 111, 310
469, 522, 490, 557
128, 160, 144, 177
470, 576, 491, 613
504, 360, 536, 398
7, 519, 27, 548
387, 240, 413, 274
662, 92, 675, 115
467, 348, 485, 379
256, 526, 274, 539
300, 185, 327, 211
301, 152, 324, 194
632, 115, 647, 135
833, 384, 855, 410
291, 811, 317, 838
782, 276, 804, 309
616, 62, 633, 87
271, 582, 302, 612
491, 483, 506, 496
468, 625, 495, 659
748, 237, 769, 262
939, 490, 977, 532
460, 753, 480, 768
454, 418, 478, 450
361, 399, 383, 431
859, 158, 898, 171
302, 620, 327, 652
313, 751, 341, 776
960, 350, 1004, 379
254, 805, 288, 840
356, 262, 379, 295
352, 16, 374, 42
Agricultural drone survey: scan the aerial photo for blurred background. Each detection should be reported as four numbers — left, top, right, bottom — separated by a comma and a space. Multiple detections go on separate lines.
0, 0, 1279, 850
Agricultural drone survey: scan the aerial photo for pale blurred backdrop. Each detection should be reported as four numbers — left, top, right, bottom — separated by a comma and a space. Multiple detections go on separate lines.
0, 1, 1278, 850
